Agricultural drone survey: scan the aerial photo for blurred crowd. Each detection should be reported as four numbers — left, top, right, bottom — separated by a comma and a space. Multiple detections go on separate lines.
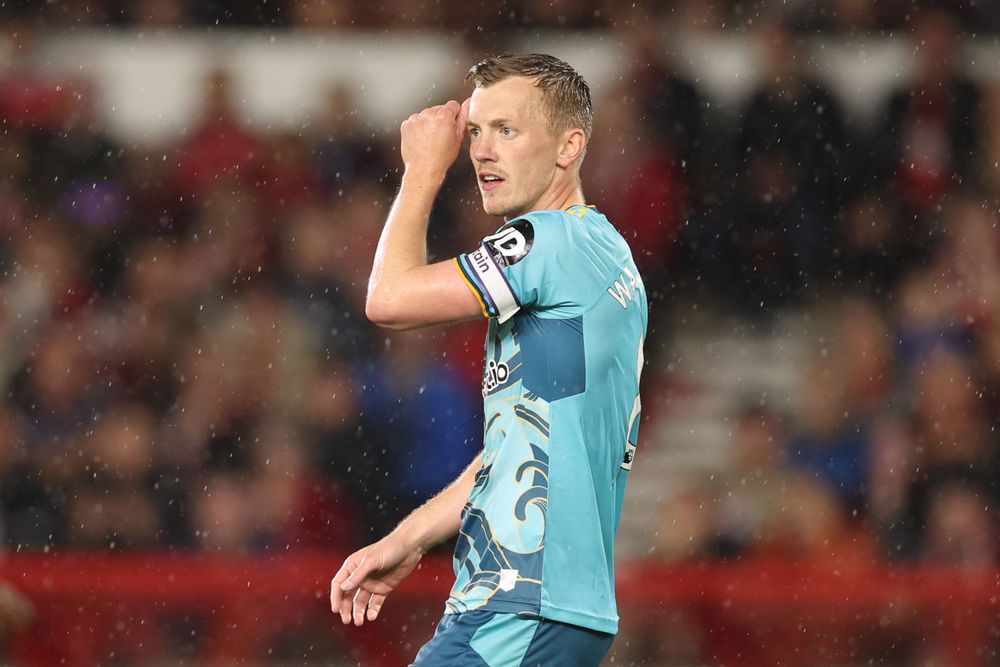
647, 7, 1000, 576
0, 57, 492, 552
1, 0, 1000, 33
0, 0, 998, 584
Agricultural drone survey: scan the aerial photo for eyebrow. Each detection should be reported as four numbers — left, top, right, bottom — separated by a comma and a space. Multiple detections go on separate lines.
466, 118, 513, 128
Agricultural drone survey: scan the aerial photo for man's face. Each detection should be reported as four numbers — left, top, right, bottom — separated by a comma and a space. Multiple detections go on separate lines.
466, 77, 561, 219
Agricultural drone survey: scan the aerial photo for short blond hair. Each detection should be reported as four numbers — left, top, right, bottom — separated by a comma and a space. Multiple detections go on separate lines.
466, 53, 593, 139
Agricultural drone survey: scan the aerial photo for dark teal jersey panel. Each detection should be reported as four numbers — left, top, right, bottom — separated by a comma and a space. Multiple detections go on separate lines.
514, 313, 586, 401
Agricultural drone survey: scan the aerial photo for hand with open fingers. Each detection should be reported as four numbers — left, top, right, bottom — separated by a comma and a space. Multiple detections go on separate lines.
329, 534, 422, 626
399, 98, 471, 179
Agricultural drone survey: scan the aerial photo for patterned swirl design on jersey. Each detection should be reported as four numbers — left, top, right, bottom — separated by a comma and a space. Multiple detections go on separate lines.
449, 316, 555, 615
447, 442, 549, 614
514, 443, 549, 521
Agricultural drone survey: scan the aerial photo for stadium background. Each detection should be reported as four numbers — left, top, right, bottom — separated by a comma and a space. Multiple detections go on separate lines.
2, 0, 1000, 665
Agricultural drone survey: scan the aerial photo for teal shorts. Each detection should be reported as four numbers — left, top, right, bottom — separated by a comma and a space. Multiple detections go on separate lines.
409, 610, 614, 667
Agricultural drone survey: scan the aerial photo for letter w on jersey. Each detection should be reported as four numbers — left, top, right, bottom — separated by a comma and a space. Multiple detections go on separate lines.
608, 267, 640, 309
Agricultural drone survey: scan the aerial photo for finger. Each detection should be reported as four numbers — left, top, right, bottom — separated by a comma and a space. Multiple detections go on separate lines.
353, 588, 373, 626
331, 549, 368, 617
340, 595, 352, 625
367, 593, 387, 621
330, 555, 358, 613
457, 98, 471, 138
340, 554, 377, 591
330, 577, 340, 614
330, 570, 347, 614
332, 576, 352, 622
443, 99, 461, 116
337, 566, 357, 624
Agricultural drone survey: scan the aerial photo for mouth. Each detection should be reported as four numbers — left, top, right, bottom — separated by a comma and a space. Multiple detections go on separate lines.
478, 173, 505, 192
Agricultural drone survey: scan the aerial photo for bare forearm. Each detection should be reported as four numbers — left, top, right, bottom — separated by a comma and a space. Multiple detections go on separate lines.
393, 452, 483, 553
366, 172, 443, 312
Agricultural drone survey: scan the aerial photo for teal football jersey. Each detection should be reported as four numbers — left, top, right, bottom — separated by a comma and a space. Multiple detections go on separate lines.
452, 205, 647, 634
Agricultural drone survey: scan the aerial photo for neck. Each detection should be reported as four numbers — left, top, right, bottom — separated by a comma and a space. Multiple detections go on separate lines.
512, 175, 586, 219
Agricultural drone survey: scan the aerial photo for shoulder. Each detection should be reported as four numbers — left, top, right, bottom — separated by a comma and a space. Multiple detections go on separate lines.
483, 210, 574, 268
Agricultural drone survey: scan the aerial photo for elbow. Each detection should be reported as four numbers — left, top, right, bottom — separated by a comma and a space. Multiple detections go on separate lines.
365, 293, 412, 331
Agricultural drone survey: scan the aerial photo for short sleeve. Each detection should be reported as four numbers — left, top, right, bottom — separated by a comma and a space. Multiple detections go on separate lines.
455, 211, 563, 323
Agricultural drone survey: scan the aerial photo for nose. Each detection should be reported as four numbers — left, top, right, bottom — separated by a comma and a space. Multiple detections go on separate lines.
471, 133, 496, 164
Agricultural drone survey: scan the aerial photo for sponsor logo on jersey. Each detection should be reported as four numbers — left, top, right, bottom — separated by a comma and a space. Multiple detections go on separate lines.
483, 219, 534, 267
482, 358, 510, 396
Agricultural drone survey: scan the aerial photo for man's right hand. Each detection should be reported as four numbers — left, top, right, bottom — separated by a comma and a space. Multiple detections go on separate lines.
329, 533, 423, 626
399, 98, 470, 180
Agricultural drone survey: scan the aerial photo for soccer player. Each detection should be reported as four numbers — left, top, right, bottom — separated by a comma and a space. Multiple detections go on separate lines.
329, 53, 647, 666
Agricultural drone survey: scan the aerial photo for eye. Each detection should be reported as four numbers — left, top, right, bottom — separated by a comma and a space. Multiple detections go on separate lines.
500, 126, 513, 137
469, 127, 480, 138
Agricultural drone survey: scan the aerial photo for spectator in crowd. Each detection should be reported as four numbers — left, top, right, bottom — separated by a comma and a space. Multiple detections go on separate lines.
709, 404, 875, 564
971, 78, 1000, 200
586, 84, 687, 283
354, 329, 480, 520
308, 84, 380, 197
833, 190, 910, 298
903, 349, 998, 545
622, 23, 704, 177
869, 7, 981, 213
712, 405, 792, 557
920, 480, 998, 570
685, 153, 825, 313
27, 80, 124, 215
866, 415, 918, 558
684, 18, 848, 313
126, 0, 189, 27
736, 19, 849, 219
789, 350, 871, 509
298, 363, 365, 543
67, 403, 166, 549
779, 298, 897, 517
766, 471, 875, 565
289, 0, 355, 30
652, 481, 718, 563
173, 68, 266, 202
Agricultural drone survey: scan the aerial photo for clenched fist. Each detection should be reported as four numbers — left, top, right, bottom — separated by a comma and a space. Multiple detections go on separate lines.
400, 98, 470, 179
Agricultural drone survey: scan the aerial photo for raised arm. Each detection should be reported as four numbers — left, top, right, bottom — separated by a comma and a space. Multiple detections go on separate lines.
330, 452, 484, 625
365, 98, 484, 330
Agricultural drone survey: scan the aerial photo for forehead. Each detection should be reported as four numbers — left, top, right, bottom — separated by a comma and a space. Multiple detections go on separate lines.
468, 76, 544, 124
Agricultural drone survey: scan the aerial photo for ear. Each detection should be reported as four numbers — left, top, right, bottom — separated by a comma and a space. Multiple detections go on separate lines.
555, 128, 586, 169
